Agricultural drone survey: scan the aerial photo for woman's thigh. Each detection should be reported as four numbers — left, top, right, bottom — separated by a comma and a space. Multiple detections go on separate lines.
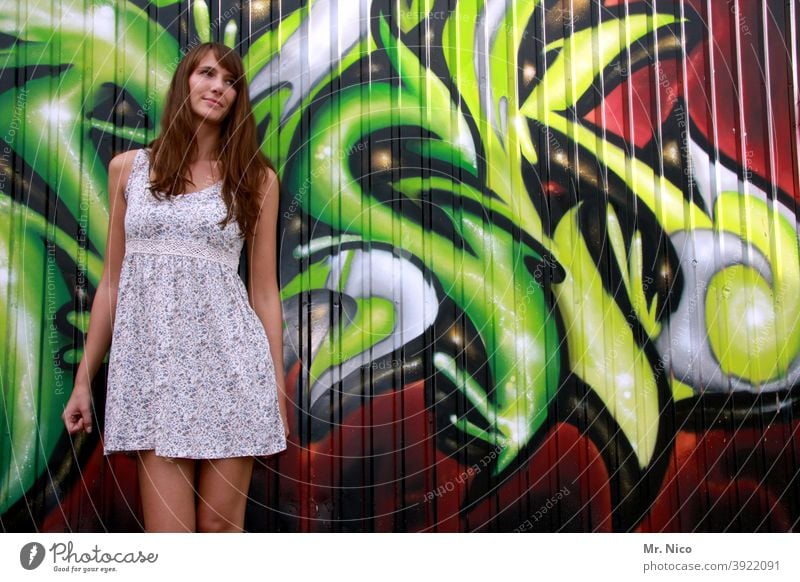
136, 451, 197, 532
196, 456, 255, 532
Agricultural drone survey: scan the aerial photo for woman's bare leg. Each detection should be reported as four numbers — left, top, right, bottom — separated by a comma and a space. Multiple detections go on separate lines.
136, 451, 197, 532
196, 456, 255, 532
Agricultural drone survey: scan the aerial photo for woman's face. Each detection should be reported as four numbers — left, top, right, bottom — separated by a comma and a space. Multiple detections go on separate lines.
187, 50, 238, 124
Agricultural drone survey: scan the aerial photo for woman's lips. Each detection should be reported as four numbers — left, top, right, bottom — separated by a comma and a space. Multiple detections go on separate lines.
202, 98, 222, 107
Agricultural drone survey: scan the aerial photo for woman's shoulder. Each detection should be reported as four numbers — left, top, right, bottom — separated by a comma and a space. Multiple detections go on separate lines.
108, 148, 145, 174
107, 149, 148, 200
255, 164, 279, 201
262, 164, 278, 184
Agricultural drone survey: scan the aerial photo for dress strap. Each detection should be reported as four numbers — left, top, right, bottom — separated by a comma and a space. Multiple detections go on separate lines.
137, 148, 152, 181
123, 149, 150, 203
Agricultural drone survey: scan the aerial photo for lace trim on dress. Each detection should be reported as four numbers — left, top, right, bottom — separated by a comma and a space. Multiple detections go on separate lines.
126, 238, 240, 269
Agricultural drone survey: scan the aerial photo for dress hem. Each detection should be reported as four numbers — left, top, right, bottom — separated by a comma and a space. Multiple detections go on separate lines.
102, 443, 288, 460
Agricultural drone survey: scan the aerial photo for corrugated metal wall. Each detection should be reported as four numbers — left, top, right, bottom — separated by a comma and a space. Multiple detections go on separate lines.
1, 0, 799, 532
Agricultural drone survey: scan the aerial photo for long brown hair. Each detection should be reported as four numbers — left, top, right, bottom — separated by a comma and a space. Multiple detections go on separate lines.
147, 42, 274, 240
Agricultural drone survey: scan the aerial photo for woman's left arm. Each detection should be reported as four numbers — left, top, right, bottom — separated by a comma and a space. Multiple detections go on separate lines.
247, 168, 290, 438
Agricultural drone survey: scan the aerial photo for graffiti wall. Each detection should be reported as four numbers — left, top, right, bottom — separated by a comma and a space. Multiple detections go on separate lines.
1, 0, 799, 532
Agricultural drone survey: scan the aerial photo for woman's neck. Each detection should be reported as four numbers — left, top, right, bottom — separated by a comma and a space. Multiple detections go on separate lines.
192, 121, 221, 161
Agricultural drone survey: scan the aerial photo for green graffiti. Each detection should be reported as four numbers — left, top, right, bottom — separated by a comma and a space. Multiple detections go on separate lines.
283, 12, 560, 473
707, 193, 800, 384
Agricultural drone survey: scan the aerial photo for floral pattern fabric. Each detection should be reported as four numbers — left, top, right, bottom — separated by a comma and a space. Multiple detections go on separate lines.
103, 148, 287, 458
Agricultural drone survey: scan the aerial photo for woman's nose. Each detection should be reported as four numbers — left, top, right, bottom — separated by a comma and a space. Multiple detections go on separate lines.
210, 77, 225, 93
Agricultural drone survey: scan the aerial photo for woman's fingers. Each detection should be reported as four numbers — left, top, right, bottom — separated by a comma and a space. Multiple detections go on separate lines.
80, 403, 93, 434
63, 410, 80, 434
81, 415, 93, 434
66, 414, 83, 435
62, 402, 93, 435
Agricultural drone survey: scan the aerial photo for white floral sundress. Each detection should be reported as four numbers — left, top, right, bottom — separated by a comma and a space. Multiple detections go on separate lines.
103, 148, 287, 458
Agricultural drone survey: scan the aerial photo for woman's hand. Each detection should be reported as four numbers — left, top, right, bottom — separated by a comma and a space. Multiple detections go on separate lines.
62, 381, 94, 435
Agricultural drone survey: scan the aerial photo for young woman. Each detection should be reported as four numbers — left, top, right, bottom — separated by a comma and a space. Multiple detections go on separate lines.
62, 42, 289, 532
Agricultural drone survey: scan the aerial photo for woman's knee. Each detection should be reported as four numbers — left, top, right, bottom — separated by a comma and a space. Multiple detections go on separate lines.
196, 501, 246, 532
195, 457, 253, 532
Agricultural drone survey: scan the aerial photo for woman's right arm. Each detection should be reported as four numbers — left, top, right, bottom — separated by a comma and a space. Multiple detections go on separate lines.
62, 150, 137, 436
